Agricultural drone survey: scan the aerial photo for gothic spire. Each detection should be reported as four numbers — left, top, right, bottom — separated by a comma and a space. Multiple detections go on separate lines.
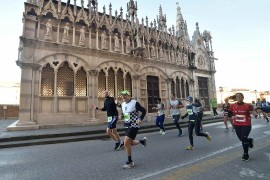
176, 2, 185, 37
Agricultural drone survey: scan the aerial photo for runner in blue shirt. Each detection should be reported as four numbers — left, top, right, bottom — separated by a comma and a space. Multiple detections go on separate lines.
182, 96, 212, 150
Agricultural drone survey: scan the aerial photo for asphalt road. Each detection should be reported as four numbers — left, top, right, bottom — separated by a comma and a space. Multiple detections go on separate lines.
0, 118, 270, 180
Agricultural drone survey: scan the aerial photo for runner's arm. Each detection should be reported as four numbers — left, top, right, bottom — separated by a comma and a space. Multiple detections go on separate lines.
135, 102, 146, 120
100, 100, 107, 111
181, 113, 188, 119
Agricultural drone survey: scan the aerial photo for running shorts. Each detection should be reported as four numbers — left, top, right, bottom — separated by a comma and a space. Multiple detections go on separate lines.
125, 127, 139, 140
107, 116, 118, 129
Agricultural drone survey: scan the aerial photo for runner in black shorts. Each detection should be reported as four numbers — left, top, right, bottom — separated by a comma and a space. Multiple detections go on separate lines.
120, 90, 147, 169
222, 98, 234, 131
92, 90, 123, 150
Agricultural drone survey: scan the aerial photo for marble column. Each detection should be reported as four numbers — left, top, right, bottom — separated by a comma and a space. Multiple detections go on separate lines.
56, 21, 60, 43
87, 70, 100, 123
88, 28, 92, 48
121, 33, 124, 54
132, 75, 140, 100
10, 61, 40, 130
109, 32, 112, 52
72, 24, 76, 46
96, 30, 99, 50
36, 16, 41, 39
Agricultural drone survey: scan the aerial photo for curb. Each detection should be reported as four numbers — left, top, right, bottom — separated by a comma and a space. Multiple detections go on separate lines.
0, 117, 222, 149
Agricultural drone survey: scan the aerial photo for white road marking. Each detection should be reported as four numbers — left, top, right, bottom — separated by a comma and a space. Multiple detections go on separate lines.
127, 135, 269, 180
202, 122, 224, 127
215, 124, 267, 129
239, 167, 267, 179
266, 153, 270, 161
252, 124, 268, 129
264, 131, 270, 135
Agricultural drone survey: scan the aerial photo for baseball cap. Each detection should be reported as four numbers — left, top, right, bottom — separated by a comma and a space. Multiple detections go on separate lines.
121, 90, 130, 95
186, 96, 193, 101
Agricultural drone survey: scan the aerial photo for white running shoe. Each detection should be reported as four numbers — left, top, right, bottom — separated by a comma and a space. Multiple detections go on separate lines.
123, 161, 135, 169
142, 137, 147, 147
205, 132, 212, 142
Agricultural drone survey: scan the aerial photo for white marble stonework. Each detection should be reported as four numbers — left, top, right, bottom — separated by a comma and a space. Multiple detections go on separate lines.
12, 0, 218, 130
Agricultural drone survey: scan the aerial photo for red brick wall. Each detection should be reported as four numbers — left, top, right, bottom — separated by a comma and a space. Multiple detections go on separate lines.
0, 105, 19, 119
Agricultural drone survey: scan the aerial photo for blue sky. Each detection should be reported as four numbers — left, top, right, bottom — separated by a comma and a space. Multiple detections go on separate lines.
1, 0, 269, 91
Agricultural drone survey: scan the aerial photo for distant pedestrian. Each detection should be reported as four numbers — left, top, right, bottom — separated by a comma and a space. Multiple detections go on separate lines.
120, 90, 147, 169
251, 101, 258, 118
200, 98, 206, 110
210, 98, 218, 116
260, 98, 270, 122
182, 96, 212, 150
153, 98, 166, 134
92, 90, 123, 151
222, 98, 234, 131
256, 98, 262, 118
199, 98, 205, 131
169, 93, 184, 137
229, 93, 254, 161
194, 98, 204, 131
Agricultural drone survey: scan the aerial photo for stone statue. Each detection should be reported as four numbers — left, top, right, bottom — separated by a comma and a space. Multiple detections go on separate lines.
101, 30, 107, 49
125, 36, 131, 53
176, 51, 181, 64
150, 43, 156, 58
79, 26, 85, 46
62, 23, 70, 43
114, 33, 120, 52
44, 19, 52, 41
183, 53, 188, 65
159, 47, 164, 60
164, 50, 168, 61
171, 50, 175, 62
136, 34, 141, 47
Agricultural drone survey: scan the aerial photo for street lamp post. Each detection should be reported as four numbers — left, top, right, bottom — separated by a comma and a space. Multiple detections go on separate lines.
219, 86, 223, 105
255, 90, 257, 101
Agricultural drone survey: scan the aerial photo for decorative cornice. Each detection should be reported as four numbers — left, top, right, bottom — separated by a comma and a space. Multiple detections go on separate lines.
16, 60, 41, 70
195, 69, 214, 75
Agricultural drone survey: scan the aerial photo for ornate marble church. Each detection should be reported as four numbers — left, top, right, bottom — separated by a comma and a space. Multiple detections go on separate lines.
11, 0, 218, 130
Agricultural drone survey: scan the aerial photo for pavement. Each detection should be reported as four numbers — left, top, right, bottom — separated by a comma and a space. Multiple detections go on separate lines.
0, 112, 223, 149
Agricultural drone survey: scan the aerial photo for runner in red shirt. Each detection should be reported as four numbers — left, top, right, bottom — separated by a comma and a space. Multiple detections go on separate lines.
229, 93, 254, 161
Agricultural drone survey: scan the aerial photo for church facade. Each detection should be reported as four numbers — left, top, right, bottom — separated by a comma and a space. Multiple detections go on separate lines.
11, 0, 218, 130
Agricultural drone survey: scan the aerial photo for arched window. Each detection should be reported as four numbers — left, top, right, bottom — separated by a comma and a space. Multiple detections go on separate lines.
75, 67, 87, 96
108, 68, 115, 97
97, 68, 133, 98
57, 62, 74, 96
171, 80, 175, 95
186, 81, 189, 96
98, 70, 106, 98
117, 69, 124, 98
41, 64, 54, 96
181, 78, 185, 98
125, 72, 132, 96
176, 77, 180, 98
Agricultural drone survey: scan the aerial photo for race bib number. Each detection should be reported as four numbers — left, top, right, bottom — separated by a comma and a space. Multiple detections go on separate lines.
107, 116, 112, 122
235, 114, 246, 122
124, 113, 130, 122
187, 109, 193, 115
